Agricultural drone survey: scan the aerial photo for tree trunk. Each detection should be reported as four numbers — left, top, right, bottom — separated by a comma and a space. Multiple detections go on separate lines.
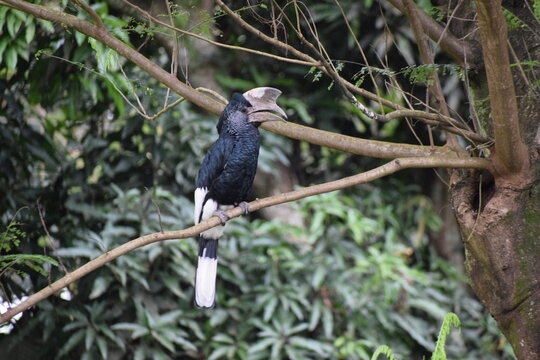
448, 2, 540, 358
450, 174, 540, 359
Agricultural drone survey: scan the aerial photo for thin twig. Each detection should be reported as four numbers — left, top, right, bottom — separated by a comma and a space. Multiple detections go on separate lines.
163, 0, 179, 107
71, 0, 105, 29
119, 0, 317, 67
218, 0, 484, 145
272, 0, 385, 122
118, 62, 148, 116
402, 0, 461, 150
333, 0, 384, 112
145, 187, 164, 233
36, 200, 69, 277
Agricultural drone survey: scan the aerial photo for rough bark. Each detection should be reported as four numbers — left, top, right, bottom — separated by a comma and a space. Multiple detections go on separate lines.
450, 175, 540, 359
448, 1, 540, 358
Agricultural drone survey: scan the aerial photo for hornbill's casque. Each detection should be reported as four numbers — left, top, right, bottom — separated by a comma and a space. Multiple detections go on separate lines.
193, 87, 287, 308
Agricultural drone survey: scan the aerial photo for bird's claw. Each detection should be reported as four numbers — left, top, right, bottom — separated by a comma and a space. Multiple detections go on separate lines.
214, 210, 229, 225
239, 201, 250, 215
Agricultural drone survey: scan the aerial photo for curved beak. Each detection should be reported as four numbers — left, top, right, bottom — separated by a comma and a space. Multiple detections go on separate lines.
243, 87, 288, 123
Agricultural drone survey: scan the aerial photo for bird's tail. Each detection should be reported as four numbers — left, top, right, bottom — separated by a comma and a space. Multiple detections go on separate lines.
194, 236, 218, 308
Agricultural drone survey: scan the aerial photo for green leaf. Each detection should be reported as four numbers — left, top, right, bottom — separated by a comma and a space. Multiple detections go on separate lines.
308, 299, 322, 331
89, 38, 107, 73
5, 46, 17, 70
7, 14, 22, 38
37, 18, 54, 33
105, 49, 120, 71
112, 322, 148, 335
84, 327, 96, 350
249, 337, 275, 354
0, 254, 59, 266
322, 306, 333, 338
58, 329, 85, 357
25, 21, 36, 44
89, 276, 112, 299
169, 332, 197, 351
263, 297, 278, 322
10, 9, 26, 22
14, 38, 29, 61
0, 7, 9, 28
208, 346, 230, 360
312, 266, 326, 289
96, 336, 108, 359
156, 310, 183, 326
0, 37, 8, 60
154, 332, 175, 352
288, 336, 332, 356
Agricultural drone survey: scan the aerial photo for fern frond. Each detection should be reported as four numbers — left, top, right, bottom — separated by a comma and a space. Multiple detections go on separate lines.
371, 345, 399, 360
431, 312, 461, 360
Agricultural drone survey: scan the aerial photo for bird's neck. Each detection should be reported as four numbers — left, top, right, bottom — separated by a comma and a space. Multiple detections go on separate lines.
223, 124, 260, 139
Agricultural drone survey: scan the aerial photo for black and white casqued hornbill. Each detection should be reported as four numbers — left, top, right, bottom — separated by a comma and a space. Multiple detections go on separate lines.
193, 87, 287, 308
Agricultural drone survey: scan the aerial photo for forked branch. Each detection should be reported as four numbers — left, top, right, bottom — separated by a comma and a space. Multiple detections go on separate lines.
388, 0, 474, 66
474, 0, 529, 176
216, 0, 489, 145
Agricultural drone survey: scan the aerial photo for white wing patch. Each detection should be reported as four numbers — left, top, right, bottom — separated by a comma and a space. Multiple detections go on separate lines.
195, 256, 217, 308
201, 198, 219, 222
201, 201, 233, 239
194, 187, 208, 224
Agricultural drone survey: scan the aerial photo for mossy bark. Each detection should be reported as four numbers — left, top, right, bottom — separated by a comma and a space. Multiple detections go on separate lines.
447, 2, 540, 357
450, 177, 540, 359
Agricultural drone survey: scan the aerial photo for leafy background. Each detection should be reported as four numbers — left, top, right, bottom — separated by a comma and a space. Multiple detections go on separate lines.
0, 0, 517, 359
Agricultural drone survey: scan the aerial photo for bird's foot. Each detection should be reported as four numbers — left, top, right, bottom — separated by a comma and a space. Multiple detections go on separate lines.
213, 210, 229, 225
239, 201, 250, 215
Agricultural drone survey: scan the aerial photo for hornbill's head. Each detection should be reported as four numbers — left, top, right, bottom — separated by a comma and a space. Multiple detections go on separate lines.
243, 87, 288, 123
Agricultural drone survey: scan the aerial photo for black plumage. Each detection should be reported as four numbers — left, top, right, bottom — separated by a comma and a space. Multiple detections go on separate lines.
193, 88, 287, 308
197, 94, 260, 208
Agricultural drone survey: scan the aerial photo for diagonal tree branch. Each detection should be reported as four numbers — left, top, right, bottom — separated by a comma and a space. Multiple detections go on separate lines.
265, 121, 473, 159
0, 155, 492, 325
387, 0, 474, 66
71, 0, 105, 28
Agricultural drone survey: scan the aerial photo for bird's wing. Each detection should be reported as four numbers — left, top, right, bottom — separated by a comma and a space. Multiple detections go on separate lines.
194, 135, 235, 224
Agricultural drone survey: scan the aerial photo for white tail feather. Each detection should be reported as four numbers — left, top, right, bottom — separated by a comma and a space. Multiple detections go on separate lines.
195, 257, 217, 308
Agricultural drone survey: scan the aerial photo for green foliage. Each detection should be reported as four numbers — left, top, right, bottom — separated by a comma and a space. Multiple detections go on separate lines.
0, 7, 38, 73
352, 66, 394, 88
432, 313, 461, 360
0, 220, 24, 253
503, 9, 527, 30
535, 0, 540, 22
0, 1, 517, 359
371, 345, 398, 360
0, 219, 58, 278
401, 64, 465, 85
370, 312, 461, 360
